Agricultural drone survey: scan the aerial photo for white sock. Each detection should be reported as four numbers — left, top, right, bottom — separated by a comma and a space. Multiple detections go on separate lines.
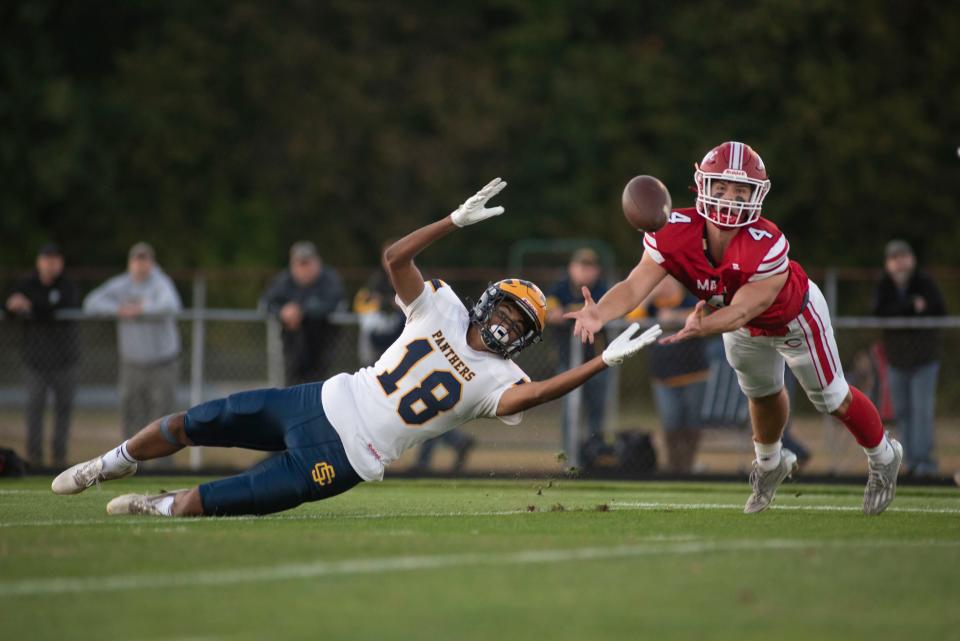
864, 435, 894, 465
154, 495, 175, 517
754, 440, 782, 471
100, 441, 139, 475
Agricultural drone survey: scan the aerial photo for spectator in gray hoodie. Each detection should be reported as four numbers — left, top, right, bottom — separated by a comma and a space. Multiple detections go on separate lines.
84, 242, 182, 438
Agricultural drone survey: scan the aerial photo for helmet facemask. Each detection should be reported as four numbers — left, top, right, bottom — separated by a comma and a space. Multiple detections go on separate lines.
694, 165, 771, 228
469, 283, 543, 359
693, 142, 771, 228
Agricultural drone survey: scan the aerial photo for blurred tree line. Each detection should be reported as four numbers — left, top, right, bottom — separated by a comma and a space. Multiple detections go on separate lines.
2, 0, 958, 271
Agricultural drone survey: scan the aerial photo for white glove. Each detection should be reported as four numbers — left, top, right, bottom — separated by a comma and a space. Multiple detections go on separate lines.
601, 323, 662, 366
450, 177, 507, 227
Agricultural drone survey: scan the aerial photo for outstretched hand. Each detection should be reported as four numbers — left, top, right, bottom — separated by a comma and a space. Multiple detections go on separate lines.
601, 322, 663, 366
563, 286, 603, 344
450, 177, 508, 227
659, 300, 707, 345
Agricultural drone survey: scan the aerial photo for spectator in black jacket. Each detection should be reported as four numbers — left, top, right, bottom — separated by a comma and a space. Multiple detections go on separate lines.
873, 239, 946, 476
261, 241, 345, 386
4, 243, 80, 467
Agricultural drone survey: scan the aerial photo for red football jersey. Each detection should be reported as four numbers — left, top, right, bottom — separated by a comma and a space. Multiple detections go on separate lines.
643, 207, 809, 331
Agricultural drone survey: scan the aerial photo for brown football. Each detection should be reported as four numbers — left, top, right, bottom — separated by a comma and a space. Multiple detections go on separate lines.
622, 175, 671, 232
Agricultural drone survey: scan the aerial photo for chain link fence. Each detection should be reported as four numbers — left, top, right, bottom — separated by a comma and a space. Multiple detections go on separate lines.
2, 304, 958, 477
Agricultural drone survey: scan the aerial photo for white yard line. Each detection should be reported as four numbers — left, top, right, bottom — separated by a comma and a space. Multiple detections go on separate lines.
0, 509, 531, 528
3, 499, 960, 529
130, 637, 222, 641
3, 538, 958, 597
610, 501, 960, 515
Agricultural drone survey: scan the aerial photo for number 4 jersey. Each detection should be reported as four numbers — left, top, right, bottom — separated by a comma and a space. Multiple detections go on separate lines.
643, 207, 810, 332
321, 279, 530, 481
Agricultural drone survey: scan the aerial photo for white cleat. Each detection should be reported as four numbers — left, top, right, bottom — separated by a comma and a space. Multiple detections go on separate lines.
107, 490, 183, 516
51, 457, 137, 495
744, 449, 798, 514
863, 438, 904, 516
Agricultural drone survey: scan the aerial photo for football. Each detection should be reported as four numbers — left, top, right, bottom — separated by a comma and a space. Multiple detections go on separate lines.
621, 175, 671, 232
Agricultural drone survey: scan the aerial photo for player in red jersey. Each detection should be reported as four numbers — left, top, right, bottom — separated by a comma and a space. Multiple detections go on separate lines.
566, 141, 903, 515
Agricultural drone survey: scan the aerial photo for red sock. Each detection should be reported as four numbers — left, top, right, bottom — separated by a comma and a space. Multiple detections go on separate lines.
837, 386, 884, 448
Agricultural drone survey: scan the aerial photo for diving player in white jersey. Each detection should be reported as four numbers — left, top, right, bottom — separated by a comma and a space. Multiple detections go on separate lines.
52, 178, 662, 517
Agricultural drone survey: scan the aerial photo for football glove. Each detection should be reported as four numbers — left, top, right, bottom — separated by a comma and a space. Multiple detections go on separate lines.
450, 177, 507, 227
601, 323, 662, 367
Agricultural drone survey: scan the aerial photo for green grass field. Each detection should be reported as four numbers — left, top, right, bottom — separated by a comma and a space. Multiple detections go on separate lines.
2, 477, 959, 641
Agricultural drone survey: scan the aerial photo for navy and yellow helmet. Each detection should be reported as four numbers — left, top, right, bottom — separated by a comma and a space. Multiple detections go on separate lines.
470, 279, 547, 358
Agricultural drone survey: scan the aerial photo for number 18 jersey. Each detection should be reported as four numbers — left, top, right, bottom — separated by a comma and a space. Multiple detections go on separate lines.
321, 279, 530, 481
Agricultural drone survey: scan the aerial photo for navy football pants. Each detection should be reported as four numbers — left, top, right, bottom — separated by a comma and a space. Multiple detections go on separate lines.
183, 382, 362, 516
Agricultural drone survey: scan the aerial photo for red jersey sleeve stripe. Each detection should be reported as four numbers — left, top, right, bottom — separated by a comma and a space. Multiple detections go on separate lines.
758, 248, 788, 271
748, 258, 789, 282
756, 255, 789, 274
758, 237, 788, 268
643, 235, 665, 264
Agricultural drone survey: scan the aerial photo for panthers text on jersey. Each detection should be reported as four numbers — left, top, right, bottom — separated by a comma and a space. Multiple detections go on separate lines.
642, 207, 809, 332
321, 279, 529, 481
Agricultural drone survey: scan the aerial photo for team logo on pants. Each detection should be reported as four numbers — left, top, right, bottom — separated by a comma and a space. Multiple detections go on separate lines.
311, 461, 336, 486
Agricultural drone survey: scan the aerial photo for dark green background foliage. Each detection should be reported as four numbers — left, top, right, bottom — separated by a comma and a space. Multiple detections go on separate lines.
3, 0, 958, 269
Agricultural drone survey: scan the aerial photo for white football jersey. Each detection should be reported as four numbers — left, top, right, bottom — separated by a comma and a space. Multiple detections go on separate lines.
322, 280, 530, 481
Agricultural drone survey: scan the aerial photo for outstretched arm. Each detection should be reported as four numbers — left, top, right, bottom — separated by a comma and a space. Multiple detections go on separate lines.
384, 178, 507, 305
563, 252, 667, 344
383, 218, 458, 305
660, 271, 787, 344
496, 323, 661, 415
83, 276, 125, 314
